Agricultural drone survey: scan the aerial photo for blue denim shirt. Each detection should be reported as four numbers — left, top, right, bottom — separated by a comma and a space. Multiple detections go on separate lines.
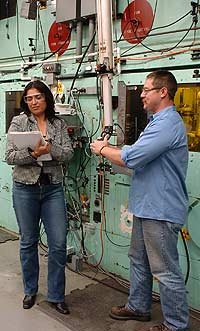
121, 106, 188, 225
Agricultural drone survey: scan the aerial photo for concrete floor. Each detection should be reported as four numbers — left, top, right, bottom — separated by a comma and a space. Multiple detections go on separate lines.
0, 239, 101, 331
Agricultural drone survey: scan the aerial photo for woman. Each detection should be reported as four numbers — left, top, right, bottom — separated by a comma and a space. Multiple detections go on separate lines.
6, 80, 73, 314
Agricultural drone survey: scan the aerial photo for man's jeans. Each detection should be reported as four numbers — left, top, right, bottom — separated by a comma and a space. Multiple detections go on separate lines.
127, 217, 189, 331
13, 181, 67, 302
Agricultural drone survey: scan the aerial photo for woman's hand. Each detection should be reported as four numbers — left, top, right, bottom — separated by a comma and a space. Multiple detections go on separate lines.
32, 139, 51, 158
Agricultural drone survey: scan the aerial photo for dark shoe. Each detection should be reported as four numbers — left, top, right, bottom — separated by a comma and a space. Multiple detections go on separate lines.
147, 324, 172, 331
23, 295, 36, 309
52, 302, 70, 315
109, 305, 151, 321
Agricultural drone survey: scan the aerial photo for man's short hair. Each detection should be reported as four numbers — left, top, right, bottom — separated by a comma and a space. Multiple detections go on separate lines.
147, 70, 177, 100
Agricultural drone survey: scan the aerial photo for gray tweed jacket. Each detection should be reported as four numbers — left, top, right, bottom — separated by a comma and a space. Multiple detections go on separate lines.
5, 113, 74, 184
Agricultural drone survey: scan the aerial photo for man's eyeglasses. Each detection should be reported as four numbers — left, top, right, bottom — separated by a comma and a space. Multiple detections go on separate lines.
24, 93, 45, 103
141, 87, 163, 95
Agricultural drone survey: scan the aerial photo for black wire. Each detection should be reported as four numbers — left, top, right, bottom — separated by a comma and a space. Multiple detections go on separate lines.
160, 21, 194, 53
75, 149, 87, 178
111, 123, 125, 146
38, 9, 46, 57
0, 43, 80, 64
35, 5, 39, 61
42, 25, 72, 61
120, 0, 158, 55
90, 76, 102, 138
24, 24, 73, 71
5, 0, 10, 39
151, 10, 192, 33
78, 152, 91, 178
104, 197, 130, 248
75, 92, 85, 125
67, 262, 130, 295
65, 172, 96, 193
105, 229, 130, 248
16, 1, 25, 62
180, 229, 190, 285
73, 185, 87, 257
116, 40, 200, 60
128, 20, 194, 54
67, 31, 96, 104
120, 5, 192, 56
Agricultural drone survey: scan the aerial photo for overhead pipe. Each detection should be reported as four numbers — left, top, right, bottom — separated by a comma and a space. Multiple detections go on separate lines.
96, 0, 114, 137
0, 51, 98, 69
76, 21, 83, 62
88, 18, 95, 62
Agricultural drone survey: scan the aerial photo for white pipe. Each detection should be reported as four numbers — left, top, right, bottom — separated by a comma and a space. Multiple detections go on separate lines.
116, 47, 121, 75
88, 18, 95, 61
76, 21, 83, 58
96, 0, 114, 130
0, 52, 98, 69
0, 46, 119, 70
102, 74, 113, 127
96, 0, 113, 69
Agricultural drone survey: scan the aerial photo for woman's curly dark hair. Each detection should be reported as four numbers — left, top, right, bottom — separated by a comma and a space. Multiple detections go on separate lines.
20, 80, 56, 122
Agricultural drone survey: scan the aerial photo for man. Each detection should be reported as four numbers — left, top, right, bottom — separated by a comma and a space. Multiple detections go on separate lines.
90, 70, 189, 331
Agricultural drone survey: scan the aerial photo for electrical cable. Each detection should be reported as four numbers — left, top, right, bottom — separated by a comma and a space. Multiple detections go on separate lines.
65, 178, 88, 258
5, 0, 10, 39
120, 2, 193, 56
133, 20, 195, 53
89, 76, 103, 138
120, 47, 196, 62
180, 229, 190, 285
22, 25, 73, 71
42, 25, 72, 61
105, 225, 130, 248
119, 0, 158, 55
67, 31, 96, 104
38, 9, 46, 58
75, 186, 87, 257
16, 1, 26, 62
67, 258, 131, 294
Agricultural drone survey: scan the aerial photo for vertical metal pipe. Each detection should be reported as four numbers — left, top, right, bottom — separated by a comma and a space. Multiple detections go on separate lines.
102, 75, 113, 128
76, 21, 83, 61
96, 0, 113, 131
88, 18, 95, 62
96, 0, 113, 69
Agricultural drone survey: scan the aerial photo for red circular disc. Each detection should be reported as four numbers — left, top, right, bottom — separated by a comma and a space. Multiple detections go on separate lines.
121, 0, 153, 44
48, 21, 71, 56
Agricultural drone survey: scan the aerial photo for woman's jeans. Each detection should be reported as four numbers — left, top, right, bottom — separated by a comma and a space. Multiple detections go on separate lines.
127, 217, 189, 331
13, 181, 67, 302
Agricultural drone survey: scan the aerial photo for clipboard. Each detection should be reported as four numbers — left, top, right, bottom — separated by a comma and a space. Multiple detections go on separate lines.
8, 131, 52, 161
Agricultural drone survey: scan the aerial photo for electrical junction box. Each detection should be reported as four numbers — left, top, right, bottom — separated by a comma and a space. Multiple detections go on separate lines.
56, 0, 96, 23
20, 0, 37, 20
81, 0, 96, 17
0, 0, 17, 20
56, 0, 77, 22
42, 63, 61, 75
